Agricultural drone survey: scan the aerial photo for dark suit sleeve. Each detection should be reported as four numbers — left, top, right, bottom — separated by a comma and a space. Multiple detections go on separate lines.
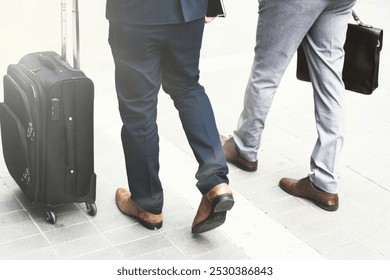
180, 0, 208, 22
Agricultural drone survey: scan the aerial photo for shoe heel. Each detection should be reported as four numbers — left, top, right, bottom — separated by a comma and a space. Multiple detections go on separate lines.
140, 220, 163, 230
315, 202, 339, 212
191, 211, 227, 234
213, 194, 234, 213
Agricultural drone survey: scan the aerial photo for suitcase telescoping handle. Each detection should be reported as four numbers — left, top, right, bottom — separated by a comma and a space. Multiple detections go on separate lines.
61, 0, 80, 70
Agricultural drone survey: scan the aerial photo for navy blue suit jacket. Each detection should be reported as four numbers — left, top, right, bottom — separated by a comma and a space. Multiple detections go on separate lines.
106, 0, 208, 25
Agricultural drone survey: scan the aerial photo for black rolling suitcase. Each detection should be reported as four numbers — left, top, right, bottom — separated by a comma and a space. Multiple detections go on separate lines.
0, 0, 96, 224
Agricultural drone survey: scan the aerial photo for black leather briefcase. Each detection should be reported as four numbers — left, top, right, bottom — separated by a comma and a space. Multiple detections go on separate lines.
296, 11, 383, 95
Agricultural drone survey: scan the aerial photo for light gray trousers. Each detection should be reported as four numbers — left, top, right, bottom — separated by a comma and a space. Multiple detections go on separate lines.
234, 0, 356, 193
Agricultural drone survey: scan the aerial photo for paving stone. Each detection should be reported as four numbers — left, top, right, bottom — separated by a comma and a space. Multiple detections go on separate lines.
0, 234, 50, 259
116, 234, 173, 259
0, 0, 389, 262
43, 222, 99, 245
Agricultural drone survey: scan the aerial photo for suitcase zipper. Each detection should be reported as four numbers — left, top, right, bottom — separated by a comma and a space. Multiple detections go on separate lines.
21, 168, 31, 185
26, 122, 35, 141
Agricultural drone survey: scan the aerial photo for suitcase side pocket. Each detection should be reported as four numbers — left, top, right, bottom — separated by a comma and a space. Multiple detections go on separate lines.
2, 73, 41, 203
0, 104, 35, 200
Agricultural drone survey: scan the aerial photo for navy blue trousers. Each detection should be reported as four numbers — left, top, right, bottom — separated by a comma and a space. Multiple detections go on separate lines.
109, 18, 229, 214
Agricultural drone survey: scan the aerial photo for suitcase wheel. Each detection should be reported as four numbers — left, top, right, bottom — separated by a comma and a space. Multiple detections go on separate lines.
86, 202, 97, 217
45, 210, 57, 224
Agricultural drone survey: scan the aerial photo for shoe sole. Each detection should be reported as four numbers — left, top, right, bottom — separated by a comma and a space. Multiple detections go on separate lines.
138, 219, 163, 230
278, 184, 338, 212
226, 158, 258, 172
115, 197, 163, 230
192, 194, 234, 234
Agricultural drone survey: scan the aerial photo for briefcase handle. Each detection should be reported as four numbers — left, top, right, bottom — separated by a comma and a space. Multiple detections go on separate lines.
351, 10, 381, 48
352, 10, 372, 28
61, 0, 80, 69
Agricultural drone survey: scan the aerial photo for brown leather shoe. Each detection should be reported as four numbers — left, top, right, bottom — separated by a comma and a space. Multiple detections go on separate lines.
192, 183, 234, 234
115, 188, 163, 230
279, 177, 339, 211
221, 135, 258, 172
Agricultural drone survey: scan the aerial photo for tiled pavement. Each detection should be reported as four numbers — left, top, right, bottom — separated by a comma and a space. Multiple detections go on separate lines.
0, 0, 389, 261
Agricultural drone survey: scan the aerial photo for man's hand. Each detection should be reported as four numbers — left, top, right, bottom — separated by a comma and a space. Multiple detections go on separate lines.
205, 16, 216, 23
